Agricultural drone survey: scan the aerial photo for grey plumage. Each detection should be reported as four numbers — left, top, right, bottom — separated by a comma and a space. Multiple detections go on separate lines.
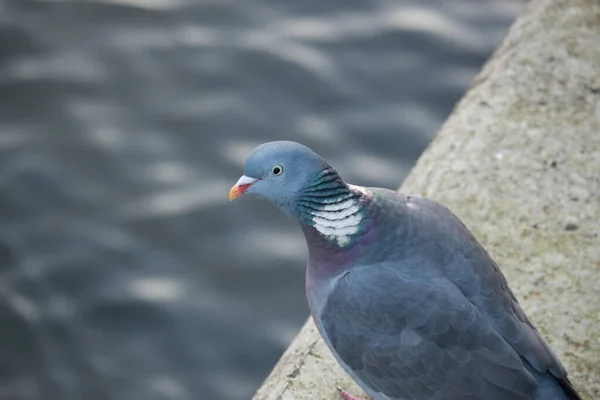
230, 141, 581, 400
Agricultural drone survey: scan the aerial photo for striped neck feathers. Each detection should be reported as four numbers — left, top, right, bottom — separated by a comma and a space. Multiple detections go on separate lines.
296, 168, 367, 247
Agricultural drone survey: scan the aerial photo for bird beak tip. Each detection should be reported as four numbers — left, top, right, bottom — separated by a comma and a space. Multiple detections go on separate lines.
228, 186, 241, 201
229, 175, 258, 201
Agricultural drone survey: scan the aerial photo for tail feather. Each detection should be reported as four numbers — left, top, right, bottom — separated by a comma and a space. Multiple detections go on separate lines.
525, 361, 582, 400
558, 376, 582, 400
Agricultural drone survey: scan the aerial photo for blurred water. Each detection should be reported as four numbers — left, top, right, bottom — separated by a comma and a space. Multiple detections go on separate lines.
0, 0, 524, 399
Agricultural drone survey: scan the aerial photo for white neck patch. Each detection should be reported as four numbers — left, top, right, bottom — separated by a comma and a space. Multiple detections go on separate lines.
309, 186, 367, 247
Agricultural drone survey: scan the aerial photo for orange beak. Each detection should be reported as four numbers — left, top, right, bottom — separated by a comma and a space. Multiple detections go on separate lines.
229, 175, 259, 201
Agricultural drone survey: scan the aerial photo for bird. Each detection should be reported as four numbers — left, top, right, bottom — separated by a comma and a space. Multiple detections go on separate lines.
229, 141, 581, 400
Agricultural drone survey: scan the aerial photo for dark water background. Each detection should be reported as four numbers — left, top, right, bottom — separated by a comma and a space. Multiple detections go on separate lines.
0, 1, 523, 399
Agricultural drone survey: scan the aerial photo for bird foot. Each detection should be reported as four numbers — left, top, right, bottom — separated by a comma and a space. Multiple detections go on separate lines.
336, 387, 369, 400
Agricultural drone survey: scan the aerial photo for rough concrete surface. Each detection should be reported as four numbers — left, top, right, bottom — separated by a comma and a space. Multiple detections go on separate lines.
252, 0, 600, 398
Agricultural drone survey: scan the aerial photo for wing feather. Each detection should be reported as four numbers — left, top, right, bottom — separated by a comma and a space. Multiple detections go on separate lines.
404, 196, 568, 378
321, 265, 537, 400
317, 190, 579, 399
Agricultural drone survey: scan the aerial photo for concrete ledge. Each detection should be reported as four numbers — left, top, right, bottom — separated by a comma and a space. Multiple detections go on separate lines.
253, 0, 600, 398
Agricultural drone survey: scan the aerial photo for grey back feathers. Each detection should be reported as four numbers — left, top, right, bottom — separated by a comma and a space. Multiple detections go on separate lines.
318, 192, 579, 400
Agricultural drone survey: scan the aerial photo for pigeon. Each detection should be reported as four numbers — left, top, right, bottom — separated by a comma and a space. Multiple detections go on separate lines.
229, 141, 581, 400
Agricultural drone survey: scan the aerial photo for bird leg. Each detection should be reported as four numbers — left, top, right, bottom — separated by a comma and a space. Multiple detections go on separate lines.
337, 387, 371, 400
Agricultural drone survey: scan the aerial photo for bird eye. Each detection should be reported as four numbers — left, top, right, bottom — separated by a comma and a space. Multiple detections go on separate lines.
271, 165, 283, 176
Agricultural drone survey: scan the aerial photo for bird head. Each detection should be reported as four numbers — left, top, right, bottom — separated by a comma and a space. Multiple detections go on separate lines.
229, 141, 329, 216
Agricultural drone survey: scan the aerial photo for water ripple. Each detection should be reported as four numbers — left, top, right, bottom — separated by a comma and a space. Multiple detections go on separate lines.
0, 0, 524, 399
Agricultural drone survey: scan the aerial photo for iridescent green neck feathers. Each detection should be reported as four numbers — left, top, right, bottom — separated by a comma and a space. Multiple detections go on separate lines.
296, 169, 366, 247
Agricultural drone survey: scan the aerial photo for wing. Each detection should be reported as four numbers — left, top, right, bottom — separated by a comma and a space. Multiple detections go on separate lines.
400, 195, 568, 380
321, 264, 538, 400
